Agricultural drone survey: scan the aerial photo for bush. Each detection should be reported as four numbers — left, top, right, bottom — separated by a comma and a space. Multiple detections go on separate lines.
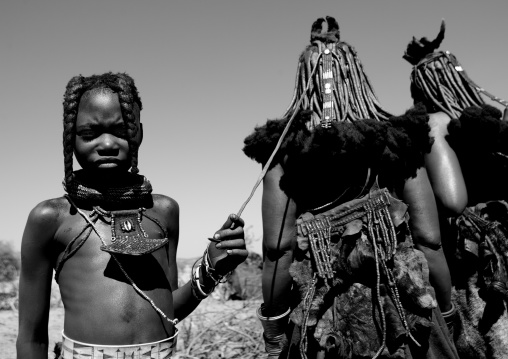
0, 240, 19, 282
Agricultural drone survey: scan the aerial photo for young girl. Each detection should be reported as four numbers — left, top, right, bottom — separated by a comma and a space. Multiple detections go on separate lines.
16, 72, 247, 359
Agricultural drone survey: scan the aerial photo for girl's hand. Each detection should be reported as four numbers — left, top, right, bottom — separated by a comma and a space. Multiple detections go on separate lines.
207, 214, 248, 276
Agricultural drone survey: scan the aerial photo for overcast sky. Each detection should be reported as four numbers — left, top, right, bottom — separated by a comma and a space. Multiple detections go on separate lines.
1, 0, 506, 258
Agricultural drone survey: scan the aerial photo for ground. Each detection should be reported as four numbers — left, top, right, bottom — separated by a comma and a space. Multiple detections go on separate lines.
0, 306, 64, 359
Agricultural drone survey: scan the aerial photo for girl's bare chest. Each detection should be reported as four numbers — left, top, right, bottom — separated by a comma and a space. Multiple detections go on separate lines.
53, 207, 172, 283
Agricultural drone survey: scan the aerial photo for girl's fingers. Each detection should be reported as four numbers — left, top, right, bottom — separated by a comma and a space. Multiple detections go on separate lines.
224, 213, 245, 230
210, 214, 245, 242
215, 238, 246, 249
224, 249, 249, 258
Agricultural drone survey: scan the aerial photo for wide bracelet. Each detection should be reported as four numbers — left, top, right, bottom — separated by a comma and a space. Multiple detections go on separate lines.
257, 305, 291, 340
257, 305, 291, 355
263, 333, 285, 356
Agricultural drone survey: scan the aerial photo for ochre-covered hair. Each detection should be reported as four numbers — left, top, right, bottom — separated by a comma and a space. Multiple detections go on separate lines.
62, 72, 143, 186
283, 16, 392, 128
404, 21, 506, 119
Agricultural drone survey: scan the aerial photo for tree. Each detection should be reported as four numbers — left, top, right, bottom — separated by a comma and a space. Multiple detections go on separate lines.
0, 240, 20, 282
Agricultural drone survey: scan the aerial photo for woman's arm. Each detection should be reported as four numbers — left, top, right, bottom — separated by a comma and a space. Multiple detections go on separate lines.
261, 164, 298, 316
425, 112, 468, 216
401, 167, 452, 312
257, 164, 298, 357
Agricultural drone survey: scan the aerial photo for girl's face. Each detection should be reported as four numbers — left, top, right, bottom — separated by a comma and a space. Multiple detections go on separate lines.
74, 90, 142, 173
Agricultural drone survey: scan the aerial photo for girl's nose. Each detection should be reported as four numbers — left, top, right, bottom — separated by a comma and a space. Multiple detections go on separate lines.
97, 133, 120, 154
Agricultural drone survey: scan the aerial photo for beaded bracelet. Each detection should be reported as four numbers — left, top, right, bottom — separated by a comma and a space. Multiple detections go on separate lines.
190, 260, 216, 301
201, 243, 230, 285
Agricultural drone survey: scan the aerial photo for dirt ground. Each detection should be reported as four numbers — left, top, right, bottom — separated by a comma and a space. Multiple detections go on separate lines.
0, 306, 64, 359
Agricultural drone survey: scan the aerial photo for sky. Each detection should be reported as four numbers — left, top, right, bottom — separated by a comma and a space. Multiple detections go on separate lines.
1, 0, 507, 258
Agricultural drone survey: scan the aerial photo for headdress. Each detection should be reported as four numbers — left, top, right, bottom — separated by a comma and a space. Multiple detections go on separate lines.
404, 20, 507, 119
283, 16, 391, 129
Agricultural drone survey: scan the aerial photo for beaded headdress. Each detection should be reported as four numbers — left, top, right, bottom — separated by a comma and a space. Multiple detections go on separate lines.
283, 16, 391, 129
404, 20, 507, 120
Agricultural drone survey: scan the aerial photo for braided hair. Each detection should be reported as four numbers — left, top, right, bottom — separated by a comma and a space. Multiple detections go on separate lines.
404, 20, 507, 120
62, 72, 143, 186
283, 16, 392, 129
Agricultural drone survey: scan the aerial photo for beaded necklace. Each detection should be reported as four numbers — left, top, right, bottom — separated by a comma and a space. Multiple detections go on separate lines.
63, 170, 153, 204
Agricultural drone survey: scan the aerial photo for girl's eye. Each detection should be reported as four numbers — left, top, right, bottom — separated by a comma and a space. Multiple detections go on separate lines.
77, 130, 98, 141
76, 127, 128, 141
111, 128, 129, 139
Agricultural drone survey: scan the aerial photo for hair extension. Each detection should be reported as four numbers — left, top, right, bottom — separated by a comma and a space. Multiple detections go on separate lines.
62, 72, 143, 186
283, 16, 392, 128
404, 20, 507, 120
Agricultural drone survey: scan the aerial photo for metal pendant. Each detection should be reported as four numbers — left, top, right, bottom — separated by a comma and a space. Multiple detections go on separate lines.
100, 209, 168, 256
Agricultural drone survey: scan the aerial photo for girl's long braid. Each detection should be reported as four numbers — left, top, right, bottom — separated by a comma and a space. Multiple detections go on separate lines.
282, 16, 392, 128
63, 75, 86, 186
62, 72, 143, 187
404, 20, 506, 119
109, 74, 142, 174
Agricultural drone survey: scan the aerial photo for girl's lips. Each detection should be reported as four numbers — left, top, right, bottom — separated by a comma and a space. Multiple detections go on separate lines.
95, 158, 121, 167
95, 157, 120, 163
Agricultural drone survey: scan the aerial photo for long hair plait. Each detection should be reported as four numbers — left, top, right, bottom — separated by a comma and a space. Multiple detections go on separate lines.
283, 16, 392, 128
62, 72, 143, 187
237, 17, 394, 216
404, 20, 507, 120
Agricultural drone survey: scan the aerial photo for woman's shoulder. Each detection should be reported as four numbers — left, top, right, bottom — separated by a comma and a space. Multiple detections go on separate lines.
447, 104, 505, 153
243, 111, 311, 167
381, 104, 433, 182
428, 112, 452, 134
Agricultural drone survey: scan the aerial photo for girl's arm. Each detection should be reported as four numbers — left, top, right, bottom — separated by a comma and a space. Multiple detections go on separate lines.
17, 202, 58, 359
172, 214, 246, 320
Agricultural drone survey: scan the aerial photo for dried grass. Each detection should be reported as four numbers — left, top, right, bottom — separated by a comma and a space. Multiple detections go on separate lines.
174, 297, 265, 359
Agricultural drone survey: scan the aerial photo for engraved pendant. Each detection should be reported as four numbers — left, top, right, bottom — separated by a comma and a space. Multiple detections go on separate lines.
100, 209, 168, 256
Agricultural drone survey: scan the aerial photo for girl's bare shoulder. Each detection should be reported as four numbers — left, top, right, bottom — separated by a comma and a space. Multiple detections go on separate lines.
151, 194, 179, 216
27, 196, 71, 224
23, 196, 71, 245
